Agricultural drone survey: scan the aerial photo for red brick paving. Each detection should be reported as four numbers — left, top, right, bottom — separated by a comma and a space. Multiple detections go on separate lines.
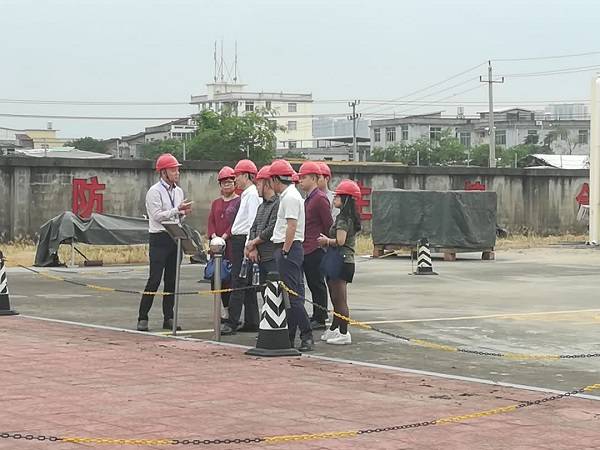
0, 316, 599, 450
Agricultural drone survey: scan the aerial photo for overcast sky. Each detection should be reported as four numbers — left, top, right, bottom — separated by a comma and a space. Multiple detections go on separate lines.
2, 0, 600, 139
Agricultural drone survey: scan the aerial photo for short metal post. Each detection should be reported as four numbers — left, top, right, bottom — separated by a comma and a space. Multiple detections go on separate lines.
172, 238, 182, 336
213, 253, 222, 342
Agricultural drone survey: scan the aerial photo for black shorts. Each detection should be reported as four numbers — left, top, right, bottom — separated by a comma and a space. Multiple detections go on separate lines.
328, 263, 355, 283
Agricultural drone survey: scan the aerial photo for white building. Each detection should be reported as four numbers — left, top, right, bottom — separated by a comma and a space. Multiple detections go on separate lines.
190, 81, 313, 150
370, 108, 591, 156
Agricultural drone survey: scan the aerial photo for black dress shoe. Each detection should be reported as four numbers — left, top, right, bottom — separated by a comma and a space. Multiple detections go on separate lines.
220, 324, 237, 335
237, 324, 259, 333
310, 320, 326, 330
298, 338, 314, 352
163, 319, 182, 331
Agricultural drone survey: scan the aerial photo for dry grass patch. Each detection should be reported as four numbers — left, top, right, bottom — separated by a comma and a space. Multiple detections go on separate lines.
1, 240, 148, 267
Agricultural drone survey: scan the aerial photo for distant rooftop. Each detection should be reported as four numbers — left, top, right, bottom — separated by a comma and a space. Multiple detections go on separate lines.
15, 147, 112, 159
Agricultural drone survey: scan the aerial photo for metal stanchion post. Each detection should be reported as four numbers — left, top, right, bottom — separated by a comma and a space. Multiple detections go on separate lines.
172, 237, 182, 336
209, 237, 226, 342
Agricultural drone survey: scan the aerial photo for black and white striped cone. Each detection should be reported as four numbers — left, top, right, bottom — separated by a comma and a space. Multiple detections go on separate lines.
0, 251, 18, 316
414, 238, 438, 275
246, 272, 300, 357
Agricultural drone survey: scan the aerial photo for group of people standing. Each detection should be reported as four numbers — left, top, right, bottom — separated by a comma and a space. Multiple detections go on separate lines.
137, 153, 362, 353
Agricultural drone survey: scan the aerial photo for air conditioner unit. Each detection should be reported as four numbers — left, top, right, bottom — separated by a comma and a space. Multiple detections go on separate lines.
535, 120, 543, 126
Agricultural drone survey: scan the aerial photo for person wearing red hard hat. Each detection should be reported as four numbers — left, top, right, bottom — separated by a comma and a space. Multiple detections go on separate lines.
245, 165, 279, 290
298, 161, 333, 330
269, 159, 314, 351
207, 166, 241, 322
221, 159, 262, 335
316, 162, 339, 220
137, 153, 192, 332
317, 179, 362, 345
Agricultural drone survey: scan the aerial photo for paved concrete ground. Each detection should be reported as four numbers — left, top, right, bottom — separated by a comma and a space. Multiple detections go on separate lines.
6, 247, 600, 396
1, 316, 599, 450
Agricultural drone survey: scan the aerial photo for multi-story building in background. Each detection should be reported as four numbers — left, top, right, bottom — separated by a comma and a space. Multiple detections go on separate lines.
190, 81, 313, 150
370, 108, 591, 156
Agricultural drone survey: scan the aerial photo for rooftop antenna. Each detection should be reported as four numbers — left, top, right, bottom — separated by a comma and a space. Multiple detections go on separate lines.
220, 39, 224, 82
213, 41, 217, 82
234, 40, 238, 83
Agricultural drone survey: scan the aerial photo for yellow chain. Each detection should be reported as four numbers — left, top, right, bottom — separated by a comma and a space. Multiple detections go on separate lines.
264, 430, 358, 443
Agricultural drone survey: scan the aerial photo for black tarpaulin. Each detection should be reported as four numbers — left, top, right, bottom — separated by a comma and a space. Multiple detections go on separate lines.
371, 190, 497, 249
34, 212, 150, 266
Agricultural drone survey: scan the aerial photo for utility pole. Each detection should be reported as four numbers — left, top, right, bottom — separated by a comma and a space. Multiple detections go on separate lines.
182, 140, 186, 161
480, 61, 504, 168
348, 100, 361, 161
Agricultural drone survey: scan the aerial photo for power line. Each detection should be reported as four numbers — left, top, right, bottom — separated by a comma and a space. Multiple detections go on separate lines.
360, 61, 487, 114
0, 98, 190, 106
493, 50, 600, 62
501, 64, 600, 78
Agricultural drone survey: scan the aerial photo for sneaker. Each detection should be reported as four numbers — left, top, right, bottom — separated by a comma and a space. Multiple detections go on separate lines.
298, 338, 314, 352
326, 329, 351, 345
137, 320, 149, 332
320, 328, 337, 341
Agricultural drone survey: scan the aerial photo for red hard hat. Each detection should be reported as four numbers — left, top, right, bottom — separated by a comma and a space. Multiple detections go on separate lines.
317, 162, 331, 178
155, 153, 181, 172
256, 165, 271, 181
335, 179, 361, 200
269, 159, 294, 178
234, 159, 258, 176
292, 171, 299, 183
217, 166, 235, 181
298, 161, 322, 177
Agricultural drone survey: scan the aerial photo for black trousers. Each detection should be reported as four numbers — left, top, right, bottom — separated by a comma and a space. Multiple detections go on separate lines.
303, 249, 329, 323
138, 232, 177, 321
226, 235, 259, 328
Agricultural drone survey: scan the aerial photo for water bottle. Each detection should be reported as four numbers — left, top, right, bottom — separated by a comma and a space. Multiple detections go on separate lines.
239, 257, 249, 279
251, 263, 260, 286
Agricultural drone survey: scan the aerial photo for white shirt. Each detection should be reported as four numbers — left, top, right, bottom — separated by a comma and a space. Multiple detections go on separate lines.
146, 180, 185, 233
326, 189, 340, 221
231, 184, 262, 236
272, 184, 305, 243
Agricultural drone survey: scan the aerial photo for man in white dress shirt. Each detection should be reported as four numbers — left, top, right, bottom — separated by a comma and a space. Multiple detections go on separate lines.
221, 159, 262, 336
137, 153, 192, 332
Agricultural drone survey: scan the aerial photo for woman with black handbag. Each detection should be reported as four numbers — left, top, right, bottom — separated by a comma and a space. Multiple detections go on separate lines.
317, 179, 362, 345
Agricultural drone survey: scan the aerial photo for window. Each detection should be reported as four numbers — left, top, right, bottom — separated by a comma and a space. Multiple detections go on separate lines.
401, 125, 408, 141
528, 130, 538, 136
265, 101, 272, 110
245, 101, 254, 112
288, 141, 297, 149
560, 129, 568, 140
287, 120, 297, 131
429, 126, 442, 141
374, 128, 381, 142
579, 129, 589, 144
288, 103, 297, 113
459, 132, 471, 148
385, 127, 396, 142
495, 130, 506, 146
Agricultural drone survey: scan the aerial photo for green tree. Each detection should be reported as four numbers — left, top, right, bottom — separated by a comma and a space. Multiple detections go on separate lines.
369, 144, 402, 162
429, 130, 467, 165
64, 137, 108, 154
186, 109, 281, 164
138, 139, 183, 160
468, 144, 491, 167
498, 144, 538, 168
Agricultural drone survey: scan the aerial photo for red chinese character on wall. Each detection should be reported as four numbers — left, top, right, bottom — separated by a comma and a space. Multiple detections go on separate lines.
576, 183, 589, 206
354, 180, 372, 221
465, 180, 486, 191
72, 176, 105, 218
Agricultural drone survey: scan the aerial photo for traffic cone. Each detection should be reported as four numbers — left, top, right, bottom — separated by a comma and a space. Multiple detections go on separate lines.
246, 272, 300, 357
414, 238, 438, 275
0, 251, 18, 316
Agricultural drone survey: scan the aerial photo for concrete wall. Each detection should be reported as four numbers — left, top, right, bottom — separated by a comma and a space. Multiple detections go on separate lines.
0, 157, 589, 241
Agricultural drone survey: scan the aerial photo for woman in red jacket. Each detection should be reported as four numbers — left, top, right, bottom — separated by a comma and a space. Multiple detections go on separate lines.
207, 166, 241, 321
